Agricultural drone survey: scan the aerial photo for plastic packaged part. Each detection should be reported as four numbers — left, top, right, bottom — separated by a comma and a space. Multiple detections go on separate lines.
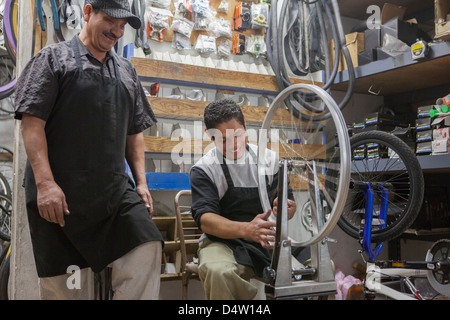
173, 0, 188, 18
232, 33, 245, 55
381, 34, 410, 57
172, 18, 194, 38
64, 2, 83, 30
193, 12, 208, 30
147, 7, 173, 41
194, 34, 217, 55
217, 38, 232, 58
186, 89, 204, 101
208, 17, 232, 38
148, 7, 172, 29
246, 35, 266, 57
193, 6, 216, 31
172, 32, 192, 50
192, 0, 210, 16
218, 0, 229, 13
146, 0, 172, 10
251, 2, 269, 28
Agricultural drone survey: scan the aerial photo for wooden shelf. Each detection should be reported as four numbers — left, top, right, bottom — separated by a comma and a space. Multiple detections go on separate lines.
132, 57, 321, 96
143, 136, 326, 159
148, 96, 326, 127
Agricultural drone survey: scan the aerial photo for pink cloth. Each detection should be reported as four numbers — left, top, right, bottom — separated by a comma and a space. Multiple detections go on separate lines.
335, 269, 362, 300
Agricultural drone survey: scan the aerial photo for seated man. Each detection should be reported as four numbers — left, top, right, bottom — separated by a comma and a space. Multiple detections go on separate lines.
189, 99, 297, 300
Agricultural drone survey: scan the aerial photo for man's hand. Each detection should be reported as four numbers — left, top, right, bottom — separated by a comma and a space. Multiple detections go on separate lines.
273, 198, 296, 220
37, 180, 70, 227
136, 184, 154, 216
245, 210, 276, 249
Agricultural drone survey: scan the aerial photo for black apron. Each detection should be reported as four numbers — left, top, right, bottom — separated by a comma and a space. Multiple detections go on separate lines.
24, 36, 163, 278
206, 146, 272, 278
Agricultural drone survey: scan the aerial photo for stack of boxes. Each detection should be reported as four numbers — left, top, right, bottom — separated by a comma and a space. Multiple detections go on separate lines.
415, 105, 434, 155
350, 112, 412, 160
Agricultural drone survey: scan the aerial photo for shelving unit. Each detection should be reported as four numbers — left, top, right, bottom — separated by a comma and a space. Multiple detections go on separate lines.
332, 41, 450, 96
333, 0, 450, 238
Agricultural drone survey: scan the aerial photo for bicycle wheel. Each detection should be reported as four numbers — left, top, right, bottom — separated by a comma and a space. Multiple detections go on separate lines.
0, 252, 10, 300
0, 147, 13, 195
426, 239, 450, 297
0, 194, 11, 241
336, 130, 424, 243
0, 51, 16, 100
0, 172, 11, 199
0, 0, 17, 99
258, 84, 351, 247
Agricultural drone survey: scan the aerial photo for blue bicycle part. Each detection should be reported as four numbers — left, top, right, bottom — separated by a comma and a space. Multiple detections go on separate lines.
36, 0, 60, 32
359, 182, 388, 262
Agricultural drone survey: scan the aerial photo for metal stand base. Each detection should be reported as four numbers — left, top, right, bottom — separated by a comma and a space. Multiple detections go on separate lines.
265, 280, 336, 300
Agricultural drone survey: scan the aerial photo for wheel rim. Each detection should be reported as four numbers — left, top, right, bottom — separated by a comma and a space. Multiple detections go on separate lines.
426, 239, 450, 296
258, 83, 350, 247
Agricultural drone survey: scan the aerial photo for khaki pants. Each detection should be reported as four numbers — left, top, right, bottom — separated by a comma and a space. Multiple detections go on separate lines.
198, 238, 258, 300
39, 241, 162, 300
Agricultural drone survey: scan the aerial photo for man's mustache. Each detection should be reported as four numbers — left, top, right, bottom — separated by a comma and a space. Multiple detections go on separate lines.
103, 32, 119, 40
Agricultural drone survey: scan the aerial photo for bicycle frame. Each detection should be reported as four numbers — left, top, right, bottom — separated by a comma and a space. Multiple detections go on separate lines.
359, 183, 445, 300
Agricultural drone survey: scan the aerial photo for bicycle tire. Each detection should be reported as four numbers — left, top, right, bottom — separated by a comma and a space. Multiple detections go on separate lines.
0, 0, 17, 98
0, 172, 11, 199
0, 194, 12, 241
336, 131, 424, 243
257, 83, 351, 247
0, 254, 10, 300
3, 0, 18, 55
425, 239, 450, 297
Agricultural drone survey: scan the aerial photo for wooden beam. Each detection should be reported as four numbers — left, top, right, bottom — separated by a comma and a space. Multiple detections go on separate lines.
143, 136, 326, 159
148, 97, 326, 128
132, 57, 322, 94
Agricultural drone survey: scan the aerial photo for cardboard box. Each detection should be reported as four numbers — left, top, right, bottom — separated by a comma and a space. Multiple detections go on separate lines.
433, 127, 450, 140
417, 105, 434, 118
435, 0, 450, 41
330, 32, 365, 72
432, 138, 450, 154
416, 118, 432, 131
380, 3, 406, 24
416, 141, 432, 155
417, 129, 433, 142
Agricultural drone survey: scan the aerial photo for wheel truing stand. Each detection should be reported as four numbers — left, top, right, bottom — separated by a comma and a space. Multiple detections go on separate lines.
264, 160, 337, 299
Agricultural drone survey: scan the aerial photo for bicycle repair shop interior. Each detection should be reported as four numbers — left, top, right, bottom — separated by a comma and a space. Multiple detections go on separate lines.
1, 0, 450, 300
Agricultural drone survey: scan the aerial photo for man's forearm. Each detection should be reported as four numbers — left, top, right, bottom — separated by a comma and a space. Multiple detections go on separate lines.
125, 132, 147, 186
21, 114, 54, 186
200, 212, 249, 239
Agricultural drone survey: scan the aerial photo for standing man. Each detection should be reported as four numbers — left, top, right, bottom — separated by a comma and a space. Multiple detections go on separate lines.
14, 0, 163, 299
189, 99, 298, 299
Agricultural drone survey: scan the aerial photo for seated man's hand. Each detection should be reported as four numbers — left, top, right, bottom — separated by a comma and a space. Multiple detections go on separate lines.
272, 198, 296, 220
245, 210, 276, 249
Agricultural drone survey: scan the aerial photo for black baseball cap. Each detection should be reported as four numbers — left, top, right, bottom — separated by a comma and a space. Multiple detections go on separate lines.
84, 0, 141, 29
